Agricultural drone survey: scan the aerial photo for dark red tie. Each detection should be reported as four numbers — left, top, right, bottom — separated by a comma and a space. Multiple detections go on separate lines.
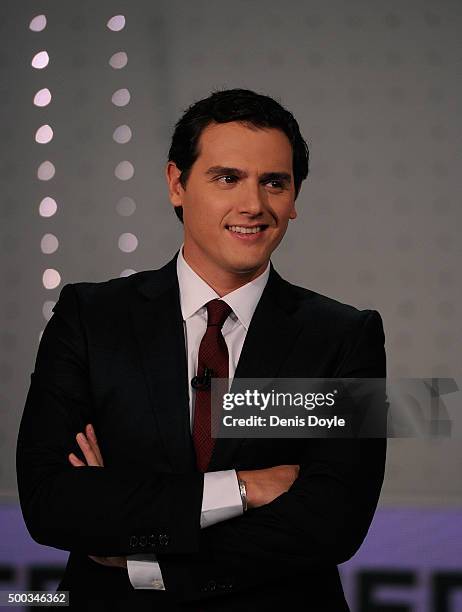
193, 299, 232, 472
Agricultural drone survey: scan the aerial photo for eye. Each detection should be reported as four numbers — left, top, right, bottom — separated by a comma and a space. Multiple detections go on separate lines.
217, 175, 238, 185
266, 179, 284, 189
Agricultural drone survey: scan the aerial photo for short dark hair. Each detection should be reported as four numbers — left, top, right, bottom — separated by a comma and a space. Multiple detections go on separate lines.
168, 88, 309, 223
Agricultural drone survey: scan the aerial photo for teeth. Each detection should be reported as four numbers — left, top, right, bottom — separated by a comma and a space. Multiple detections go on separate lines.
228, 226, 263, 234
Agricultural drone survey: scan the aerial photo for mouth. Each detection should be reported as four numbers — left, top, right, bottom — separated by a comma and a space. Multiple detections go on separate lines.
225, 224, 270, 243
225, 224, 269, 235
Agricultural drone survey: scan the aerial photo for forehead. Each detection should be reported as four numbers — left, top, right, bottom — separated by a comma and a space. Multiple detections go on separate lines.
195, 121, 293, 171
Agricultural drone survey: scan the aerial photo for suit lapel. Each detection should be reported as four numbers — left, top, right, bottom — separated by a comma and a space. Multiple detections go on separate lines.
208, 265, 303, 470
129, 253, 196, 473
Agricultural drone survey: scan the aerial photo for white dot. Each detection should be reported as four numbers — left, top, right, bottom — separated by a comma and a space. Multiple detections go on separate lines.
31, 50, 49, 69
33, 88, 52, 107
120, 269, 136, 277
118, 233, 138, 253
37, 161, 55, 181
116, 196, 136, 216
35, 124, 54, 144
29, 15, 47, 32
39, 197, 57, 217
109, 51, 128, 69
114, 161, 134, 180
111, 88, 131, 107
107, 15, 126, 31
42, 268, 61, 290
113, 125, 132, 143
42, 300, 55, 320
41, 233, 59, 254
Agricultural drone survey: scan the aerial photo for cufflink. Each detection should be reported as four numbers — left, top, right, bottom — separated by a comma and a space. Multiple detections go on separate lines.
151, 579, 165, 590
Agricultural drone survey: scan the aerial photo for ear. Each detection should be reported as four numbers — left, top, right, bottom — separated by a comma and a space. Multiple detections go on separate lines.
289, 203, 297, 220
289, 184, 298, 220
165, 161, 184, 207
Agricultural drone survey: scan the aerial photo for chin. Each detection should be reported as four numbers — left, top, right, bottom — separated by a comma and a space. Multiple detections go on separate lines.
227, 257, 266, 275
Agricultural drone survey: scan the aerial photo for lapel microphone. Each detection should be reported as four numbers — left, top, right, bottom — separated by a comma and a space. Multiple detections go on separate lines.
191, 367, 213, 391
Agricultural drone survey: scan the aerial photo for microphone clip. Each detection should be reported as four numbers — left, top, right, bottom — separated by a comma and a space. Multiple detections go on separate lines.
191, 367, 213, 391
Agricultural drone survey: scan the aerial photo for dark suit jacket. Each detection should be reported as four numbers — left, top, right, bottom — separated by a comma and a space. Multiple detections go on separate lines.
16, 252, 387, 611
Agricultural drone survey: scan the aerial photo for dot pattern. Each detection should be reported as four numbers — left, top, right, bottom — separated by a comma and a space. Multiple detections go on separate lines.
29, 17, 62, 345
106, 17, 138, 273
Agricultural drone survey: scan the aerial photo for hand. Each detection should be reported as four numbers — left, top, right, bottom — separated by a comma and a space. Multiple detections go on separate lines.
68, 423, 104, 467
68, 424, 126, 569
237, 464, 300, 509
88, 555, 127, 569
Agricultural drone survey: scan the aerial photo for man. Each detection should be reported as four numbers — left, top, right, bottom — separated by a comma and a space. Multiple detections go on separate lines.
17, 89, 387, 611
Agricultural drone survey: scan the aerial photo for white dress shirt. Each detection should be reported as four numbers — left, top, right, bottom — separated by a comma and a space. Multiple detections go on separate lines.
127, 247, 270, 589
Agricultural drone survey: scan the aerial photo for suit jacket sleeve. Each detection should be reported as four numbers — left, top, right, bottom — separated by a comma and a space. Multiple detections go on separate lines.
16, 283, 204, 557
156, 309, 387, 602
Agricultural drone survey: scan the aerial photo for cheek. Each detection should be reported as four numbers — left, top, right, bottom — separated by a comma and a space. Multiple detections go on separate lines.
269, 198, 294, 221
192, 195, 231, 227
184, 200, 222, 237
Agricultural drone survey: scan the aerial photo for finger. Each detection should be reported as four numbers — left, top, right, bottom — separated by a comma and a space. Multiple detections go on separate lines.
76, 433, 101, 466
85, 424, 104, 467
85, 424, 104, 466
77, 432, 102, 466
88, 555, 110, 566
68, 453, 85, 467
88, 555, 126, 568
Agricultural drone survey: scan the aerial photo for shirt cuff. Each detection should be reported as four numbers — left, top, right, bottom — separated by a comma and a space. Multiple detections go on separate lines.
127, 554, 165, 590
201, 469, 243, 528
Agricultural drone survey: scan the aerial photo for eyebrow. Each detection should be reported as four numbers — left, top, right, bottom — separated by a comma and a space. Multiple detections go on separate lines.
205, 166, 292, 183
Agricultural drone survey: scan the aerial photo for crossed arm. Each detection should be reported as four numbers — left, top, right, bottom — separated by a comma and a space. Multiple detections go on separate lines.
68, 423, 300, 570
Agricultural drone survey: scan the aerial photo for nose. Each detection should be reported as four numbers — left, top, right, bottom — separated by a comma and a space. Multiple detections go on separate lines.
238, 181, 266, 217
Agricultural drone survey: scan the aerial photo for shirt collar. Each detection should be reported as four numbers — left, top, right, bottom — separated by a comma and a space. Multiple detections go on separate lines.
176, 245, 270, 331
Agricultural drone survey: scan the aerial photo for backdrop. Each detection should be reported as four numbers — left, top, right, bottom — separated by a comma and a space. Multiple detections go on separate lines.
0, 1, 461, 610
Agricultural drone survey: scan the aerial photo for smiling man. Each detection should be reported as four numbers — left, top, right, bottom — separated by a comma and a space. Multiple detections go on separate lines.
17, 89, 387, 611
167, 120, 297, 294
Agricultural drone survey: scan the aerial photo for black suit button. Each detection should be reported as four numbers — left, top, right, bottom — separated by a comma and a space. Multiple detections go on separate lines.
129, 535, 138, 547
158, 533, 170, 546
219, 582, 233, 591
139, 535, 147, 546
200, 580, 217, 593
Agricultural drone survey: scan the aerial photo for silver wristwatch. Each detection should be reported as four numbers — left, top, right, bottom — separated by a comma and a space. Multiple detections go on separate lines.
238, 478, 248, 512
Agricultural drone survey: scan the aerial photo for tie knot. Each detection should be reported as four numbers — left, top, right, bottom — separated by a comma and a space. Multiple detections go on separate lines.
206, 299, 232, 328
